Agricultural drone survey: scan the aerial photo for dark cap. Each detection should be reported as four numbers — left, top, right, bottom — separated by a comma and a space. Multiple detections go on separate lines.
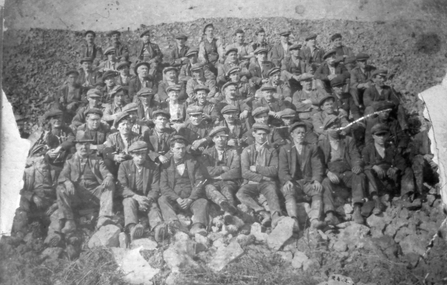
65, 70, 79, 77
122, 103, 139, 113
305, 33, 317, 41
84, 30, 96, 37
280, 108, 296, 118
267, 67, 281, 77
175, 33, 188, 40
185, 48, 199, 57
225, 47, 238, 56
323, 50, 337, 60
152, 109, 171, 119
289, 43, 302, 51
140, 30, 151, 38
289, 121, 307, 132
226, 67, 241, 77
163, 66, 178, 74
190, 63, 204, 72
74, 131, 95, 143
255, 27, 266, 34
330, 76, 345, 88
102, 70, 118, 81
113, 112, 130, 128
322, 115, 339, 130
128, 141, 148, 153
166, 85, 182, 93
221, 104, 239, 114
345, 56, 357, 64
330, 33, 342, 41
110, 86, 124, 97
209, 126, 229, 137
103, 47, 116, 55
134, 62, 151, 75
222, 81, 238, 91
254, 47, 268, 55
169, 135, 188, 145
80, 57, 93, 64
279, 30, 291, 36
299, 73, 314, 82
107, 30, 121, 37
372, 69, 388, 78
234, 28, 244, 35
252, 123, 271, 133
87, 89, 102, 98
137, 87, 155, 97
116, 61, 130, 70
371, 123, 390, 135
318, 95, 335, 107
44, 109, 63, 120
194, 85, 210, 93
203, 23, 214, 34
252, 106, 270, 117
261, 85, 276, 92
85, 108, 103, 118
356, 53, 370, 61
187, 105, 204, 116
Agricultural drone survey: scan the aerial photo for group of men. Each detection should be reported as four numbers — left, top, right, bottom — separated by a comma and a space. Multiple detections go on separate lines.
14, 25, 438, 244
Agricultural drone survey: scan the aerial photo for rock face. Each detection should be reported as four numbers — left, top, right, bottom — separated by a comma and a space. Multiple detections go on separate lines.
267, 217, 295, 251
208, 240, 244, 272
88, 225, 121, 248
112, 247, 159, 285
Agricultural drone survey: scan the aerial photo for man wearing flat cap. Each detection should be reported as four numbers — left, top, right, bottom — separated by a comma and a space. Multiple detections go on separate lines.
237, 123, 282, 228
186, 65, 218, 103
291, 74, 326, 122
363, 69, 400, 115
160, 85, 187, 125
56, 131, 116, 234
98, 47, 118, 73
217, 47, 248, 85
278, 108, 318, 146
129, 62, 156, 102
226, 66, 256, 102
349, 53, 376, 107
281, 43, 307, 94
253, 84, 295, 127
318, 115, 366, 224
158, 135, 211, 236
134, 87, 160, 130
107, 30, 129, 61
102, 86, 126, 124
251, 27, 271, 56
330, 75, 360, 120
300, 33, 325, 66
118, 141, 166, 242
157, 66, 187, 103
198, 23, 225, 76
217, 104, 249, 151
187, 85, 220, 123
330, 33, 354, 59
100, 70, 122, 103
279, 122, 338, 230
169, 34, 190, 68
115, 61, 132, 96
225, 29, 254, 63
77, 30, 103, 67
135, 30, 163, 78
77, 58, 101, 93
216, 81, 252, 122
103, 112, 143, 176
56, 70, 83, 123
314, 49, 350, 93
256, 67, 292, 101
143, 110, 175, 165
269, 30, 293, 67
178, 105, 213, 156
312, 95, 350, 137
249, 47, 276, 90
75, 108, 110, 154
71, 88, 105, 130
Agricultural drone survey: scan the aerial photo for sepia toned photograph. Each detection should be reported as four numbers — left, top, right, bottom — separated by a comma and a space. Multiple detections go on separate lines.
1, 0, 447, 284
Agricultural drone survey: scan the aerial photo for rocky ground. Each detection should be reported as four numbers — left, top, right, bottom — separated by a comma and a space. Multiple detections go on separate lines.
2, 17, 447, 284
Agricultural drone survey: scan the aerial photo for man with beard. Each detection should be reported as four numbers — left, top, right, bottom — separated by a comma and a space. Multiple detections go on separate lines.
77, 58, 100, 93
269, 31, 292, 67
98, 47, 117, 73
249, 47, 275, 90
103, 112, 142, 176
281, 43, 307, 94
157, 66, 188, 103
291, 74, 326, 122
253, 85, 295, 127
187, 85, 220, 124
143, 110, 175, 165
319, 115, 366, 224
118, 141, 166, 242
75, 108, 110, 154
71, 89, 105, 130
169, 34, 190, 68
237, 123, 282, 228
217, 47, 248, 85
102, 87, 126, 124
186, 63, 218, 102
218, 105, 249, 151
158, 135, 210, 236
314, 50, 350, 93
179, 106, 212, 156
350, 53, 376, 107
312, 95, 349, 137
77, 30, 103, 66
107, 30, 129, 61
56, 132, 115, 234
363, 70, 400, 115
129, 62, 155, 102
299, 33, 325, 66
279, 122, 338, 230
330, 33, 354, 59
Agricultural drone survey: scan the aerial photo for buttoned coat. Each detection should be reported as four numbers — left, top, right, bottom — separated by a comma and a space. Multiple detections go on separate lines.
58, 153, 111, 185
201, 147, 241, 180
118, 159, 160, 200
241, 144, 278, 183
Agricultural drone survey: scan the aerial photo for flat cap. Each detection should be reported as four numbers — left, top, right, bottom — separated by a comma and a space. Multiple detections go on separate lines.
234, 28, 244, 35
163, 66, 178, 74
185, 48, 199, 57
318, 95, 335, 107
137, 87, 156, 96
190, 63, 204, 72
110, 86, 124, 97
65, 70, 79, 77
85, 108, 103, 117
203, 23, 214, 34
152, 109, 171, 119
279, 30, 291, 36
169, 134, 188, 145
140, 30, 151, 38
87, 88, 102, 98
107, 30, 121, 37
330, 33, 342, 41
289, 121, 307, 132
267, 67, 281, 77
209, 126, 229, 137
371, 123, 390, 135
84, 30, 96, 37
103, 47, 116, 55
356, 53, 370, 61
74, 131, 95, 143
305, 33, 317, 41
113, 112, 130, 128
261, 85, 277, 92
116, 61, 130, 70
226, 67, 241, 77
102, 70, 118, 81
225, 47, 238, 56
345, 56, 357, 64
254, 47, 268, 55
187, 105, 203, 116
252, 106, 270, 117
44, 109, 63, 120
322, 115, 339, 130
323, 50, 337, 60
299, 73, 314, 81
289, 43, 302, 51
222, 81, 238, 90
80, 57, 93, 64
372, 69, 388, 77
280, 108, 296, 118
128, 141, 148, 153
252, 123, 271, 133
221, 104, 239, 114
134, 62, 151, 75
374, 101, 395, 112
123, 103, 139, 113
194, 85, 210, 93
330, 76, 346, 88
255, 27, 266, 34
175, 33, 188, 40
166, 85, 182, 93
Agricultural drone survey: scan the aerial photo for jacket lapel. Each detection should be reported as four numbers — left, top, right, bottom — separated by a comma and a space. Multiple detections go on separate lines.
142, 162, 149, 195
186, 158, 195, 187
301, 144, 311, 171
167, 159, 176, 190
149, 131, 159, 151
289, 145, 296, 177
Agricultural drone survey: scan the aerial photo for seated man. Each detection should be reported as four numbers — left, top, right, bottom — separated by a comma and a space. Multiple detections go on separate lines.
160, 85, 187, 125
76, 108, 110, 154
225, 28, 254, 63
187, 85, 220, 124
362, 124, 412, 214
218, 105, 249, 151
249, 47, 276, 90
269, 31, 292, 68
135, 30, 163, 78
168, 33, 190, 68
71, 88, 105, 130
319, 115, 366, 224
314, 50, 350, 93
217, 47, 249, 85
56, 132, 115, 234
107, 30, 129, 61
216, 81, 252, 122
254, 67, 291, 101
226, 66, 255, 102
135, 87, 160, 129
103, 112, 142, 176
280, 108, 318, 146
281, 43, 307, 94
237, 123, 282, 227
129, 62, 155, 102
300, 33, 325, 66
291, 74, 326, 122
349, 53, 376, 107
56, 70, 83, 123
102, 86, 126, 124
158, 135, 210, 236
100, 70, 122, 103
279, 122, 338, 229
330, 76, 360, 120
186, 63, 218, 102
77, 30, 103, 67
118, 141, 165, 241
363, 69, 400, 115
77, 58, 101, 94
253, 85, 295, 127
312, 95, 349, 137
143, 110, 175, 165
330, 33, 354, 58
178, 106, 212, 156
179, 48, 215, 84
157, 66, 187, 103
115, 61, 132, 96
98, 47, 117, 73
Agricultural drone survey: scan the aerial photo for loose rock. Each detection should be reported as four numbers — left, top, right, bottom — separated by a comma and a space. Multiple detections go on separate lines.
88, 225, 121, 248
208, 239, 244, 272
267, 217, 295, 251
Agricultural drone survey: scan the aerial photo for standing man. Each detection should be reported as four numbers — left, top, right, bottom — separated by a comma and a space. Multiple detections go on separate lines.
107, 30, 129, 61
78, 30, 103, 66
269, 31, 292, 67
136, 30, 163, 79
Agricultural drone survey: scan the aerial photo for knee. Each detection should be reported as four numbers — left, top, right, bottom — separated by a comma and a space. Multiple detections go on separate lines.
280, 185, 296, 201
158, 195, 169, 205
195, 198, 209, 207
322, 178, 331, 187
123, 197, 137, 207
236, 187, 246, 199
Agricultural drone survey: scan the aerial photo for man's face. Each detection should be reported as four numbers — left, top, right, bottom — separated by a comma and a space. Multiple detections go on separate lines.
302, 80, 312, 90
86, 114, 101, 130
373, 132, 389, 145
307, 38, 316, 48
119, 66, 129, 76
114, 93, 123, 105
256, 52, 267, 62
326, 55, 336, 66
168, 91, 179, 101
332, 37, 342, 48
175, 38, 186, 47
280, 35, 289, 43
196, 90, 207, 104
82, 61, 92, 71
137, 65, 149, 77
50, 115, 63, 128
225, 86, 237, 99
107, 54, 116, 61
88, 96, 100, 107
257, 32, 266, 43
142, 34, 150, 43
373, 75, 386, 87
111, 33, 120, 43
154, 115, 169, 129
117, 119, 131, 135
85, 33, 94, 43
192, 70, 202, 80
76, 142, 90, 156
291, 126, 306, 143
270, 73, 280, 84
205, 26, 214, 37
67, 74, 78, 85
321, 99, 335, 114
263, 90, 274, 102
326, 122, 341, 138
291, 49, 300, 57
132, 151, 147, 166
223, 112, 237, 124
105, 77, 114, 87
189, 114, 202, 125
171, 142, 186, 160
227, 51, 238, 63
254, 113, 269, 124
253, 129, 268, 144
229, 73, 239, 82
213, 134, 228, 148
165, 70, 177, 81
358, 60, 367, 69
235, 33, 245, 44
332, 86, 343, 96
139, 95, 151, 105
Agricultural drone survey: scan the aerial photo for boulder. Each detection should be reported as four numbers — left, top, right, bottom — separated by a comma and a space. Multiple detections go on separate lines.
371, 235, 399, 258
208, 240, 244, 272
267, 217, 295, 250
384, 218, 408, 237
236, 234, 256, 247
88, 225, 121, 248
40, 247, 63, 261
336, 222, 370, 250
277, 251, 293, 263
282, 237, 299, 253
332, 240, 348, 252
163, 232, 199, 273
366, 214, 387, 238
399, 232, 430, 256
250, 222, 268, 242
291, 251, 312, 270
130, 238, 158, 250
113, 247, 159, 285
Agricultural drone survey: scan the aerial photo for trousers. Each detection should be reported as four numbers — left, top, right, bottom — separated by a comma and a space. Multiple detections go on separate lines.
158, 196, 209, 226
236, 182, 281, 214
123, 198, 163, 230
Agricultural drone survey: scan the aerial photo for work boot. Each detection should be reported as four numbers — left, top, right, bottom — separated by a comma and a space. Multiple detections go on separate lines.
61, 219, 77, 234
401, 193, 422, 210
310, 219, 326, 229
96, 216, 114, 229
372, 196, 386, 215
129, 224, 144, 241
257, 210, 271, 227
219, 201, 237, 215
154, 223, 170, 242
190, 223, 207, 236
352, 204, 365, 224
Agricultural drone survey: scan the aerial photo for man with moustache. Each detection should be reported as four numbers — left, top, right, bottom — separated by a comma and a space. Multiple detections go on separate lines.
77, 30, 103, 66
107, 30, 129, 61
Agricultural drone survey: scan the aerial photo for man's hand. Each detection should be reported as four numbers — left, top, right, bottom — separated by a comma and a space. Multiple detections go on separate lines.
240, 110, 249, 120
176, 198, 185, 207
134, 195, 150, 208
372, 165, 386, 179
328, 74, 337, 80
423, 154, 434, 162
283, 181, 294, 192
104, 176, 115, 188
47, 147, 62, 159
183, 198, 193, 209
221, 166, 230, 172
191, 139, 206, 150
114, 153, 127, 163
312, 181, 323, 194
352, 166, 362, 174
261, 78, 269, 84
227, 139, 237, 147
249, 165, 257, 172
33, 195, 45, 209
158, 155, 169, 164
213, 175, 222, 180
327, 171, 340, 184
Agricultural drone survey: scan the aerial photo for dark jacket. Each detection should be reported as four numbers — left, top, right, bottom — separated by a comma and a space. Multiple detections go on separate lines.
135, 42, 163, 63
350, 65, 376, 89
241, 144, 278, 183
314, 62, 350, 86
103, 131, 142, 160
169, 45, 190, 67
363, 85, 400, 109
58, 153, 112, 184
318, 135, 362, 172
143, 127, 176, 162
269, 42, 292, 67
362, 142, 406, 172
248, 60, 275, 87
128, 77, 156, 102
201, 147, 241, 180
118, 159, 160, 200
299, 46, 325, 65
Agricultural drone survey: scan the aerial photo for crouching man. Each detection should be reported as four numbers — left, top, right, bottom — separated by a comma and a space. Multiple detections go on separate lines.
118, 141, 166, 242
278, 122, 338, 230
158, 135, 210, 236
56, 132, 115, 234
236, 123, 282, 228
